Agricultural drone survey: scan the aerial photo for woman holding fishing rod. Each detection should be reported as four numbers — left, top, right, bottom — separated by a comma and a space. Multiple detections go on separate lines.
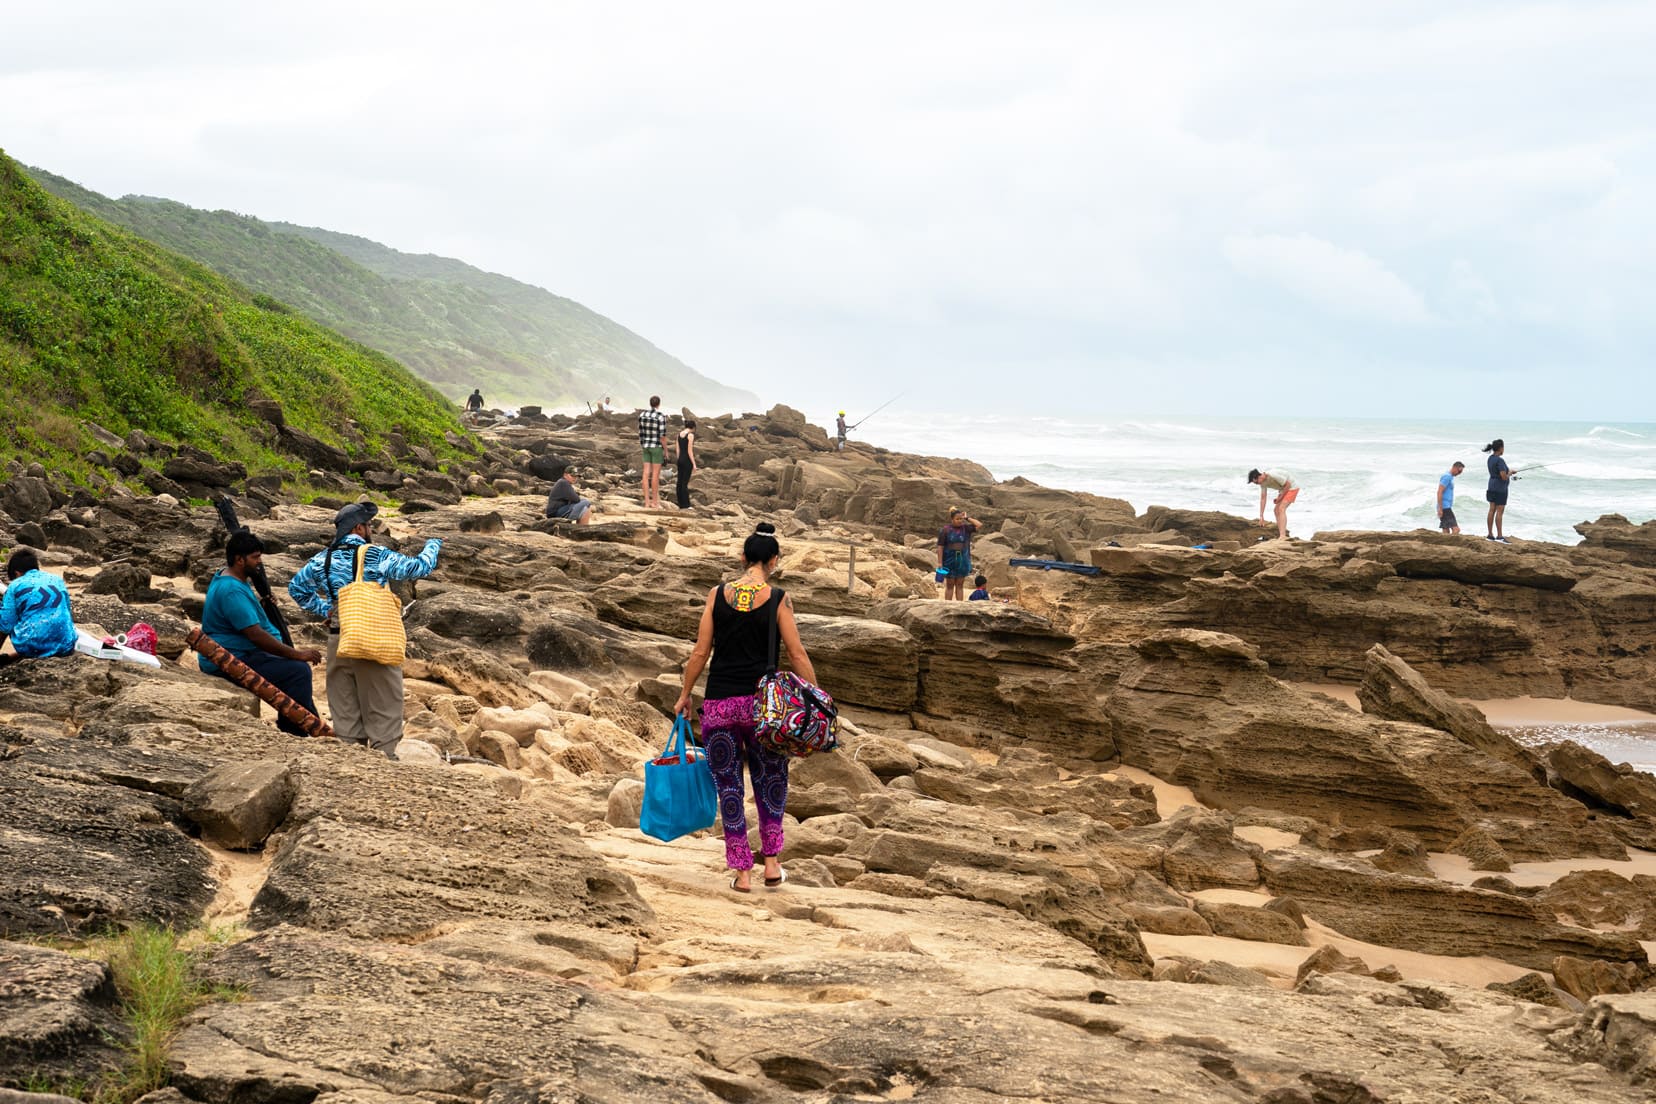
1483, 438, 1515, 543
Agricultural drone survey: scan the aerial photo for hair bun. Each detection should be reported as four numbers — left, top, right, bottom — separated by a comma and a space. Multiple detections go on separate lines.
754, 522, 776, 535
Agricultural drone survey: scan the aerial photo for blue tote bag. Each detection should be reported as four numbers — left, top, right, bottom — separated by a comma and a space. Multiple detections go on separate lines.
640, 715, 717, 842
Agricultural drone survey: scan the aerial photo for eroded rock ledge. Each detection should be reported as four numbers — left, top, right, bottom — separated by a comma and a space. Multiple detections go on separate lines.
3, 406, 1656, 1100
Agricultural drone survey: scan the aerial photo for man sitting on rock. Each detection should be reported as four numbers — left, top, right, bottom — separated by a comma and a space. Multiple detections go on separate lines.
0, 548, 77, 659
545, 468, 594, 525
200, 531, 323, 737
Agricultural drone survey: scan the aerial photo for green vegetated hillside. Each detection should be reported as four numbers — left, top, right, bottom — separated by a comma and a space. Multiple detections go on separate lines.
0, 151, 462, 482
28, 167, 758, 412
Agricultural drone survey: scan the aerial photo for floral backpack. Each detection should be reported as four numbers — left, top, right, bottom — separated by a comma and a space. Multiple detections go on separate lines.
750, 591, 839, 758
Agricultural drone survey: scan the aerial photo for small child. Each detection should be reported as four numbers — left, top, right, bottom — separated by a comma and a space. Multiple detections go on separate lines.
968, 575, 990, 601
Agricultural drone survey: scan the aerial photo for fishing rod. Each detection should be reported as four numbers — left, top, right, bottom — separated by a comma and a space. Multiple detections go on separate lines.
850, 393, 902, 430
1508, 464, 1550, 475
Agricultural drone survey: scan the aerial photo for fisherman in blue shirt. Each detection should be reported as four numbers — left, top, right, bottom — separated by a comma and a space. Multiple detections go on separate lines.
0, 549, 77, 658
288, 502, 442, 758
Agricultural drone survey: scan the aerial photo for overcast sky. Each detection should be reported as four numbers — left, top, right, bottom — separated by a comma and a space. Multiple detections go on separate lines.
4, 2, 1654, 421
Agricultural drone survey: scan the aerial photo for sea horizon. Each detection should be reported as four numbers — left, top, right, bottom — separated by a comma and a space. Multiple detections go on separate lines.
852, 412, 1656, 547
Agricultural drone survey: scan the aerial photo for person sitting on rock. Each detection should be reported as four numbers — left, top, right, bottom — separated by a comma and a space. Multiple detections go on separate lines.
673, 522, 820, 893
287, 502, 443, 758
937, 508, 981, 601
0, 548, 77, 659
199, 531, 323, 737
968, 574, 990, 601
545, 468, 594, 525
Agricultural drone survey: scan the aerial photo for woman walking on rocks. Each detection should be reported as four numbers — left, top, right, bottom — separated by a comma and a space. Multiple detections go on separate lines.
673, 523, 820, 892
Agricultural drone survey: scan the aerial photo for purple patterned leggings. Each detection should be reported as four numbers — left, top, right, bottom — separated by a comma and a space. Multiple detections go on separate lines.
701, 694, 790, 870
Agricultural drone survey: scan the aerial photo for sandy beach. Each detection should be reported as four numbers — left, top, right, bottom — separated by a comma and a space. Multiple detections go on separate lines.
1296, 683, 1656, 726
1297, 683, 1656, 773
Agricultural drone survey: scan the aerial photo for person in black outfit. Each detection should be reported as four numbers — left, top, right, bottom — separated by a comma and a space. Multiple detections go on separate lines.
675, 420, 697, 509
465, 389, 484, 413
674, 523, 819, 893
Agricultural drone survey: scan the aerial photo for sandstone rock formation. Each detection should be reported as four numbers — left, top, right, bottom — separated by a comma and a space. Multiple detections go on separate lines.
4, 407, 1656, 1101
1108, 630, 1625, 861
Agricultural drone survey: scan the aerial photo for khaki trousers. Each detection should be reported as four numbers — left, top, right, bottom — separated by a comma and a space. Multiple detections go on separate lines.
325, 634, 405, 758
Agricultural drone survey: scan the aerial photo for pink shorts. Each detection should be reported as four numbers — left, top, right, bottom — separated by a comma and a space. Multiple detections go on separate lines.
700, 694, 756, 732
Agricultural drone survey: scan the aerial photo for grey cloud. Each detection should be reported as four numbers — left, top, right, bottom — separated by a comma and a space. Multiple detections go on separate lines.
1, 1, 1653, 420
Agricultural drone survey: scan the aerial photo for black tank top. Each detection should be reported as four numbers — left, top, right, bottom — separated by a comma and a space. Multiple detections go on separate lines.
678, 430, 693, 467
704, 585, 782, 699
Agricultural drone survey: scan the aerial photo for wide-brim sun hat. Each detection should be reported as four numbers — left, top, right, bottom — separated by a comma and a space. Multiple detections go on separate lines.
334, 501, 379, 539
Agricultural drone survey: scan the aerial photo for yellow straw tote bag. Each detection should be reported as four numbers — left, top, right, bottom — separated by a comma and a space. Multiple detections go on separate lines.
337, 545, 407, 665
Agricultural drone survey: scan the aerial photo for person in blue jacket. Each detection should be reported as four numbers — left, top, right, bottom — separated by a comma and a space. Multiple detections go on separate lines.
288, 502, 442, 758
0, 549, 77, 658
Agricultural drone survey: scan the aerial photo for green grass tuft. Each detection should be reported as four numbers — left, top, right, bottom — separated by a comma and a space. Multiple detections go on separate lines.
10, 924, 245, 1104
102, 925, 207, 1098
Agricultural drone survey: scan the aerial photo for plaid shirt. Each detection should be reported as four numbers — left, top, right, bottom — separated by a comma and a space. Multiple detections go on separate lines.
638, 408, 667, 448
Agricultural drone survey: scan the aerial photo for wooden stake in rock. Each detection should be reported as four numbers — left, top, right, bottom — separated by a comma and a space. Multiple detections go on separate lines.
185, 628, 334, 740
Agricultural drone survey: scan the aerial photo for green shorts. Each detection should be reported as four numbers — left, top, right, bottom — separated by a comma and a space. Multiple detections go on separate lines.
641, 446, 665, 465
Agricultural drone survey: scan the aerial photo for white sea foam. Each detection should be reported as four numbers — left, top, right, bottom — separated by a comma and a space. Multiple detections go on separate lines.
1548, 461, 1656, 481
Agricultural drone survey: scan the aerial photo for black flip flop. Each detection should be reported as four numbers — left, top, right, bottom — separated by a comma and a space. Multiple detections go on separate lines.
728, 874, 751, 893
764, 868, 788, 889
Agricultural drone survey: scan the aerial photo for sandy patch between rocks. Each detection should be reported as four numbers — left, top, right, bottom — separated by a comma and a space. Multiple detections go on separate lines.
1144, 916, 1532, 990
1428, 847, 1656, 888
1109, 764, 1205, 817
200, 842, 272, 928
1293, 682, 1656, 727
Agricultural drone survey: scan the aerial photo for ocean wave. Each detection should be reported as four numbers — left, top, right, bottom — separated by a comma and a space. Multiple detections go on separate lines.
1546, 461, 1656, 480
1548, 436, 1656, 451
1117, 421, 1226, 438
865, 414, 1656, 543
1588, 425, 1651, 439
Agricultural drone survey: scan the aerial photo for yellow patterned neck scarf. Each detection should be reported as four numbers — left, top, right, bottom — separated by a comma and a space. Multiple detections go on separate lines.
730, 580, 764, 612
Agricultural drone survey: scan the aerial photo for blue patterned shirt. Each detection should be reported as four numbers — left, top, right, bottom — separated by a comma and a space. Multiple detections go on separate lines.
0, 569, 77, 658
287, 534, 442, 622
